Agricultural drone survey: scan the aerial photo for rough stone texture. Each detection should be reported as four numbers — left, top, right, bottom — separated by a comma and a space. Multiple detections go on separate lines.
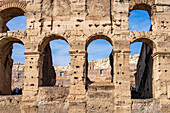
86, 84, 115, 113
0, 95, 22, 113
0, 0, 169, 113
37, 87, 69, 113
12, 56, 138, 88
132, 99, 161, 113
12, 62, 24, 89
129, 54, 139, 88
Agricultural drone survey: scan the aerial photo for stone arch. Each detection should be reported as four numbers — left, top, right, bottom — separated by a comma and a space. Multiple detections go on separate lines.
130, 37, 156, 99
130, 37, 157, 52
129, 0, 154, 16
38, 34, 71, 86
0, 2, 26, 32
0, 37, 25, 95
85, 35, 114, 86
85, 35, 114, 50
38, 34, 70, 53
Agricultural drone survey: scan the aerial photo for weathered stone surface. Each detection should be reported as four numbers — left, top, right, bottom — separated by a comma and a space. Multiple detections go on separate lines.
132, 99, 161, 113
0, 0, 169, 113
37, 87, 69, 113
0, 95, 22, 113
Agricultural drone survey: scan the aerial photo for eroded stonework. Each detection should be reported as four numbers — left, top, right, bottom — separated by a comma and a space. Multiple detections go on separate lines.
0, 0, 169, 113
12, 55, 138, 88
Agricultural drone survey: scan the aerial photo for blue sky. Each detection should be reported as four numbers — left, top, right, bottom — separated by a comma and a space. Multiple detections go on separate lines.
7, 10, 151, 66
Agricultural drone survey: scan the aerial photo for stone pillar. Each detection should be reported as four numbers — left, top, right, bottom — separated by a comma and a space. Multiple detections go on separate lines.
21, 52, 42, 112
113, 40, 131, 113
0, 44, 13, 95
0, 17, 4, 32
152, 52, 170, 112
68, 50, 86, 113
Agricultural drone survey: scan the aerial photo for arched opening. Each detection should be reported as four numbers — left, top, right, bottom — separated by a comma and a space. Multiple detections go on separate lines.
0, 38, 25, 95
130, 40, 154, 99
0, 7, 26, 95
85, 36, 113, 87
0, 7, 26, 32
39, 36, 70, 87
129, 10, 152, 31
129, 5, 154, 99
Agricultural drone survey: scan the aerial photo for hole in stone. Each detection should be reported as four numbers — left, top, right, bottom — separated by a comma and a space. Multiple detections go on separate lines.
76, 66, 80, 68
163, 56, 165, 59
74, 72, 76, 74
102, 24, 107, 27
119, 82, 122, 85
31, 58, 33, 60
30, 66, 32, 68
75, 24, 79, 27
30, 84, 34, 86
74, 77, 78, 79
94, 24, 99, 27
165, 70, 167, 72
77, 19, 83, 22
117, 72, 119, 74
119, 64, 122, 66
9, 99, 12, 103
122, 72, 124, 74
89, 24, 92, 27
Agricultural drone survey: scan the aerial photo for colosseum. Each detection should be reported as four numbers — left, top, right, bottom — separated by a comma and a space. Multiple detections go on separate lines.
0, 0, 169, 113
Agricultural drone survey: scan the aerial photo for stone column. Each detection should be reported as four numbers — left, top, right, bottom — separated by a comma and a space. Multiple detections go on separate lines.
152, 52, 170, 112
113, 40, 131, 113
68, 50, 86, 113
21, 52, 42, 113
0, 17, 3, 32
0, 56, 4, 94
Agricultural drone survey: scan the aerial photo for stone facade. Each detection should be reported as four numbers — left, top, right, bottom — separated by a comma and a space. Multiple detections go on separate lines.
0, 0, 169, 113
12, 62, 24, 89
12, 56, 138, 89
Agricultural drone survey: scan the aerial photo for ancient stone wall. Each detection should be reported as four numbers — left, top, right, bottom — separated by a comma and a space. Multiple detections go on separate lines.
12, 62, 24, 89
12, 55, 139, 88
0, 0, 169, 113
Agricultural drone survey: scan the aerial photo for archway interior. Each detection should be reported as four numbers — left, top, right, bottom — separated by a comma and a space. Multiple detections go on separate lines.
86, 39, 113, 85
0, 14, 26, 95
0, 7, 25, 32
0, 40, 25, 95
129, 9, 153, 99
40, 39, 71, 87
